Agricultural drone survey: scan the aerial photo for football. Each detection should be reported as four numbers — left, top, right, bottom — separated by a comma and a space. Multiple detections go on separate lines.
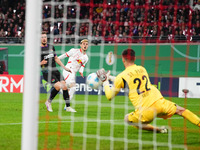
86, 73, 102, 89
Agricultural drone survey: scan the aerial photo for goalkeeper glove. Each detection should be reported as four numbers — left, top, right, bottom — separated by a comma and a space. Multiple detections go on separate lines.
96, 68, 107, 82
96, 68, 110, 86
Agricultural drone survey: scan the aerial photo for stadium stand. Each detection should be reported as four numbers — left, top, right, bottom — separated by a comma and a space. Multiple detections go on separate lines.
0, 0, 199, 43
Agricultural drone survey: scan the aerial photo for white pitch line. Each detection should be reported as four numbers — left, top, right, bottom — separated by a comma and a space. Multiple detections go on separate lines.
171, 45, 199, 60
0, 117, 183, 126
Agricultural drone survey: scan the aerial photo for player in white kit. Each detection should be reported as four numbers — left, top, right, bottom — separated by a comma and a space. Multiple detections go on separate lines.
58, 39, 89, 112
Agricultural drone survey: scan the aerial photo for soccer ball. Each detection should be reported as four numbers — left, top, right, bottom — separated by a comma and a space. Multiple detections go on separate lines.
86, 73, 102, 89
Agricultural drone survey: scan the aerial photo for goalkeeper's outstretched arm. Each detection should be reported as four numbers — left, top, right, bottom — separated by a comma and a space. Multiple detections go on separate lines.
108, 75, 116, 82
96, 69, 119, 100
103, 82, 119, 100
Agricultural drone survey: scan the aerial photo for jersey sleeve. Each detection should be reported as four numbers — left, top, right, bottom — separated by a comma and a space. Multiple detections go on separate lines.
66, 48, 75, 57
52, 46, 57, 57
114, 75, 124, 89
79, 56, 88, 73
104, 74, 123, 100
58, 48, 74, 60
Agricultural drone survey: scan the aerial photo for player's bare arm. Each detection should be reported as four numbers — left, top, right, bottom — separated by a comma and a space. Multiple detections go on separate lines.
79, 72, 84, 78
54, 56, 71, 73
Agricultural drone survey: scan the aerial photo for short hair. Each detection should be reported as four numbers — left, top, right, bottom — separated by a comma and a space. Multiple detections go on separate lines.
122, 49, 135, 62
42, 31, 47, 34
80, 39, 88, 44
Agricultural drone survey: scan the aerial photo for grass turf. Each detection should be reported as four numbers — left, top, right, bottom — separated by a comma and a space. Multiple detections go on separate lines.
0, 93, 200, 150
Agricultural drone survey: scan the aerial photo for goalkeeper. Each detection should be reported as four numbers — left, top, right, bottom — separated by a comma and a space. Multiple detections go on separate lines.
97, 49, 200, 133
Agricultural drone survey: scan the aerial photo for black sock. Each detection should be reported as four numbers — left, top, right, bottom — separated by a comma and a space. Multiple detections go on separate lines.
49, 87, 59, 101
63, 90, 70, 107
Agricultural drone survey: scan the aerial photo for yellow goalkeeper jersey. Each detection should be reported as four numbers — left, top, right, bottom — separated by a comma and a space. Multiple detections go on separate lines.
104, 64, 163, 108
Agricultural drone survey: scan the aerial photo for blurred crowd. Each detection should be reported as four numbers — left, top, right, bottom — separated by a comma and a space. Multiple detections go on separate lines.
0, 0, 200, 44
0, 0, 25, 43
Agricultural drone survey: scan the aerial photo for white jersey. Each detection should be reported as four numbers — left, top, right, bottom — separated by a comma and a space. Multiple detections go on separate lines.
59, 48, 88, 74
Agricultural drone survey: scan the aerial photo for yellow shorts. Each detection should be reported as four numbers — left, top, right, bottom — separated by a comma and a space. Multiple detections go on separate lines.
128, 98, 177, 124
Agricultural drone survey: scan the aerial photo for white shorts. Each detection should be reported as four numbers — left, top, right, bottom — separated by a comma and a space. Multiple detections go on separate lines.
63, 70, 76, 85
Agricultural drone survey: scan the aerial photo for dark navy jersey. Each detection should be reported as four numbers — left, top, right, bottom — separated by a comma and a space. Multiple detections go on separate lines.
41, 44, 57, 71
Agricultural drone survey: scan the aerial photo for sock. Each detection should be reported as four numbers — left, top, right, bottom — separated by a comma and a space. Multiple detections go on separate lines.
69, 86, 76, 100
133, 124, 160, 132
49, 87, 59, 102
182, 109, 200, 127
63, 90, 70, 107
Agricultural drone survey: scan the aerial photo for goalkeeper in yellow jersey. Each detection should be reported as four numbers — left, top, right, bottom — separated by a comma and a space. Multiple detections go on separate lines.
97, 49, 200, 133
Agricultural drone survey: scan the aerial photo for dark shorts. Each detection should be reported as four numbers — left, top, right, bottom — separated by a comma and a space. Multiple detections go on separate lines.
42, 70, 64, 84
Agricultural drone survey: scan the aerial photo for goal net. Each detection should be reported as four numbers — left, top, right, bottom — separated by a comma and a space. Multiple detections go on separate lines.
22, 0, 200, 150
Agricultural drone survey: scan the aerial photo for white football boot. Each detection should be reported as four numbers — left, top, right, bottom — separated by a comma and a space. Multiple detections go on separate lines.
45, 101, 53, 112
66, 107, 76, 112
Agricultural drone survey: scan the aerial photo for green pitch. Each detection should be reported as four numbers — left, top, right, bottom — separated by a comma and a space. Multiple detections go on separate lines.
0, 93, 200, 150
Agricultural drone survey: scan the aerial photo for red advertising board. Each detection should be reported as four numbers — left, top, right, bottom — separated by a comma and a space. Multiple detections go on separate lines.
0, 75, 24, 93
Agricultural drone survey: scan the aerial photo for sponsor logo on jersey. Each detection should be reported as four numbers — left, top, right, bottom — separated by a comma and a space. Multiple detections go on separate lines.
44, 53, 54, 60
77, 59, 83, 65
51, 78, 55, 83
